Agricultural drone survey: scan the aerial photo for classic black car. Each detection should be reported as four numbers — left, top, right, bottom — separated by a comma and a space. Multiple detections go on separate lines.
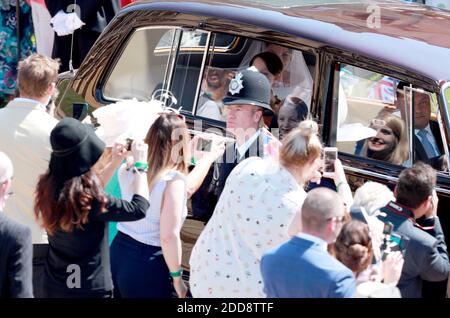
55, 0, 450, 297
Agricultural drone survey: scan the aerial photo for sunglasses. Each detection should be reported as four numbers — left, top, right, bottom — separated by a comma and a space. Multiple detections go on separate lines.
158, 107, 185, 121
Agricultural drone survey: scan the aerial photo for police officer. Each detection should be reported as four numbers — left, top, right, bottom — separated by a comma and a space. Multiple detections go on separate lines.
191, 67, 278, 222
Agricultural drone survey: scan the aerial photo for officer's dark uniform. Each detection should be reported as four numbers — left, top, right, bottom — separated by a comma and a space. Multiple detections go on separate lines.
377, 201, 450, 298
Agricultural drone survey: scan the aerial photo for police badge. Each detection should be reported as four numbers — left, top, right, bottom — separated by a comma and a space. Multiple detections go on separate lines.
228, 72, 244, 95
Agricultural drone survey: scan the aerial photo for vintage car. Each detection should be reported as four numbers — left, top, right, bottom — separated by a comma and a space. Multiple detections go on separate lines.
55, 0, 450, 297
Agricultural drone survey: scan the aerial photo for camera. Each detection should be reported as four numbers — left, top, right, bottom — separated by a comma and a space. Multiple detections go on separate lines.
380, 221, 409, 260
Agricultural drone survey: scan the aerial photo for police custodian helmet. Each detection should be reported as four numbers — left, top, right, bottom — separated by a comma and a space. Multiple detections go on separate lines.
223, 67, 273, 113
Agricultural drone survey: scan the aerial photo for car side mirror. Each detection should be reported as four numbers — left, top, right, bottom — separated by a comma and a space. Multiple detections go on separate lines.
72, 102, 88, 120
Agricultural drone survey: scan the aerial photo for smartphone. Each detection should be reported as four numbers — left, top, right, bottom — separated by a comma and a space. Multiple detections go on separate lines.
390, 232, 410, 256
323, 147, 337, 178
125, 138, 133, 151
197, 137, 212, 152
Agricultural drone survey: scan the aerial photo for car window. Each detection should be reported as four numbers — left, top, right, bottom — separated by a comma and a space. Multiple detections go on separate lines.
336, 64, 448, 172
194, 35, 316, 132
336, 64, 411, 167
168, 29, 208, 113
103, 27, 176, 102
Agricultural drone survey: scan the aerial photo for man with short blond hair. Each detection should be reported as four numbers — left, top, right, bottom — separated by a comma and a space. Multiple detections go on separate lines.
0, 53, 60, 298
17, 54, 59, 100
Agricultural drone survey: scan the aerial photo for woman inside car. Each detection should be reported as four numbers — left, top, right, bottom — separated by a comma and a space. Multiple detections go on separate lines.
358, 114, 409, 165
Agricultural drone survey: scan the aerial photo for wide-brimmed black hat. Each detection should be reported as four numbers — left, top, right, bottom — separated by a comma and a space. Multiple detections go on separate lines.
49, 117, 105, 181
223, 68, 272, 113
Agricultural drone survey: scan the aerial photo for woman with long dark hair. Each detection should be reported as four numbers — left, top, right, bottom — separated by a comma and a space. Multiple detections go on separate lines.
34, 117, 150, 298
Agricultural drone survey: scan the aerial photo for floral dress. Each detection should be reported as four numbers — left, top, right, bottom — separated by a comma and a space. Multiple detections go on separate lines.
1, 0, 36, 106
189, 157, 307, 298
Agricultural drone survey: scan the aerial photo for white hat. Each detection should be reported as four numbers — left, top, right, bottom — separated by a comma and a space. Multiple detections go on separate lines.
92, 99, 164, 147
356, 281, 401, 298
337, 123, 377, 142
0, 151, 13, 183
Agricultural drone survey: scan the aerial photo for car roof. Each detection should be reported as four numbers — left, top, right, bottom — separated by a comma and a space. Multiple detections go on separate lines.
125, 0, 450, 84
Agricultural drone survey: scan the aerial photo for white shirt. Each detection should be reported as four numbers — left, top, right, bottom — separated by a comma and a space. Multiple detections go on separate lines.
117, 167, 187, 246
189, 157, 306, 298
415, 124, 440, 157
0, 98, 58, 244
235, 129, 261, 160
196, 100, 223, 122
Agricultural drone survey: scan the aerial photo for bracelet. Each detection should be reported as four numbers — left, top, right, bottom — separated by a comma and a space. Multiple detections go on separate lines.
134, 162, 149, 170
336, 181, 348, 192
131, 166, 148, 174
170, 269, 183, 278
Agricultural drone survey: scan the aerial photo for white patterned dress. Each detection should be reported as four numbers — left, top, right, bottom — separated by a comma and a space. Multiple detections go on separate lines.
189, 157, 307, 298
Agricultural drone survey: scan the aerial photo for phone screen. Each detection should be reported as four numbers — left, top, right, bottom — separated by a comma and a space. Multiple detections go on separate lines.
323, 147, 337, 176
197, 138, 212, 152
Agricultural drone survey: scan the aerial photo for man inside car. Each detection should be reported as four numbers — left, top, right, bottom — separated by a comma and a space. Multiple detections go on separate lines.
395, 82, 446, 170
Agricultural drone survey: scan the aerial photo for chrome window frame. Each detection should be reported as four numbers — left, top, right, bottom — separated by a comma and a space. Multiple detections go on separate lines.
101, 26, 181, 103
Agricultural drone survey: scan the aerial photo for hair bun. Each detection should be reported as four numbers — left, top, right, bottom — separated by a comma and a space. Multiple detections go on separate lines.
297, 120, 318, 137
348, 243, 368, 259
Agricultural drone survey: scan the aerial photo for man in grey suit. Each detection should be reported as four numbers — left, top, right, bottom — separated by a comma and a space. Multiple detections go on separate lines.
0, 152, 33, 298
261, 188, 355, 298
378, 162, 450, 298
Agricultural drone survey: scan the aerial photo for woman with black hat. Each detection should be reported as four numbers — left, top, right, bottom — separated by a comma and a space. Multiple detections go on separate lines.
34, 117, 150, 298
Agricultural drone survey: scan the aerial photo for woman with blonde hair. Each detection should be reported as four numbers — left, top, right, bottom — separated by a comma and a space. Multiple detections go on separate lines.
360, 114, 409, 165
189, 119, 352, 297
110, 112, 191, 298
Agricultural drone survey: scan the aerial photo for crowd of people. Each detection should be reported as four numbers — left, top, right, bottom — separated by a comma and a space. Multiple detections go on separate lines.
0, 50, 449, 299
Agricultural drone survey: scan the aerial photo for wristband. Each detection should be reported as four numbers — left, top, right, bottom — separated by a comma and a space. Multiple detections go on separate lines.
134, 162, 149, 170
170, 269, 183, 278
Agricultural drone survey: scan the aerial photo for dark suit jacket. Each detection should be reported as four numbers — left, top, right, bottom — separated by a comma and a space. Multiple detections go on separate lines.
0, 213, 33, 298
191, 132, 264, 222
414, 121, 444, 169
378, 202, 450, 298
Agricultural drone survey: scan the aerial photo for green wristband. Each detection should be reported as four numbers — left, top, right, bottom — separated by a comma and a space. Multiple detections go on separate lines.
134, 162, 149, 170
170, 269, 183, 278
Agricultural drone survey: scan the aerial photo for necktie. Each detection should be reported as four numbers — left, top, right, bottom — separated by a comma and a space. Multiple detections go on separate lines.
417, 129, 438, 158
